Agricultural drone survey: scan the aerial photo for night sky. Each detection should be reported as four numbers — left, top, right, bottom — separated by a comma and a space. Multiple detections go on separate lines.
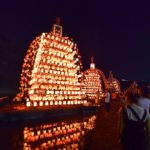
0, 0, 150, 91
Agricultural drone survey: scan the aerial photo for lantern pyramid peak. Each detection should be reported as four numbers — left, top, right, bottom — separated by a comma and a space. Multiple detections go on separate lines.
52, 17, 63, 36
90, 57, 95, 69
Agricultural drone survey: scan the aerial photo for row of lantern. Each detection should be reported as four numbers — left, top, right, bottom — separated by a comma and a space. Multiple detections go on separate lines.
30, 76, 78, 84
37, 63, 77, 70
29, 89, 84, 95
36, 68, 78, 76
34, 74, 79, 81
85, 83, 102, 86
31, 76, 78, 83
42, 43, 76, 55
24, 142, 79, 150
41, 43, 75, 56
42, 51, 75, 61
41, 32, 75, 46
40, 56, 77, 67
39, 36, 79, 63
30, 84, 81, 90
24, 122, 83, 140
84, 77, 102, 80
22, 83, 81, 91
24, 132, 81, 150
31, 73, 79, 81
30, 82, 81, 89
37, 65, 78, 73
21, 35, 79, 72
24, 35, 77, 64
23, 115, 96, 149
40, 60, 77, 69
29, 94, 84, 101
26, 100, 87, 107
28, 95, 84, 101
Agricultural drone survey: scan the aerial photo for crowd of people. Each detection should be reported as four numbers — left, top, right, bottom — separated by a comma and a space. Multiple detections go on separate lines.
102, 83, 150, 150
119, 85, 150, 150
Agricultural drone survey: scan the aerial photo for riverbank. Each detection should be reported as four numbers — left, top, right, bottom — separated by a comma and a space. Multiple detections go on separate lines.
83, 101, 122, 150
0, 103, 98, 122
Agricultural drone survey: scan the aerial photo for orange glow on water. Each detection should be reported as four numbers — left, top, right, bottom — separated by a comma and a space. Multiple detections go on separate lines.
23, 115, 96, 149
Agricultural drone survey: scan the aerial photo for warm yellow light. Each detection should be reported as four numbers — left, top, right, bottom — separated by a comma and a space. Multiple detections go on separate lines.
26, 101, 31, 107
33, 102, 37, 107
63, 101, 66, 105
45, 101, 49, 106
39, 101, 43, 106
58, 101, 62, 105
54, 101, 58, 105
84, 100, 87, 103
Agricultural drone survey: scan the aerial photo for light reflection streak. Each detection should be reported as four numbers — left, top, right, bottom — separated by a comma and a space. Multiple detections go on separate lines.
23, 115, 96, 150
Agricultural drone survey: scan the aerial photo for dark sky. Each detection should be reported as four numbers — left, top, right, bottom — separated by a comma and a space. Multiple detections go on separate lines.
0, 0, 150, 90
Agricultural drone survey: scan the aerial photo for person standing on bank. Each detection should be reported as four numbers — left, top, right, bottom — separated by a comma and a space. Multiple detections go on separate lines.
104, 89, 111, 112
118, 92, 150, 150
138, 87, 150, 115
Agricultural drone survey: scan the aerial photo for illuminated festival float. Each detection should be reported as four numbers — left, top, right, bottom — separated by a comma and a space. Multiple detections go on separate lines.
16, 18, 87, 107
81, 57, 108, 104
107, 71, 121, 93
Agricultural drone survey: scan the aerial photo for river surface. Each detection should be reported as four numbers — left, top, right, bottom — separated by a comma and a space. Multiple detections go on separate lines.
0, 114, 97, 150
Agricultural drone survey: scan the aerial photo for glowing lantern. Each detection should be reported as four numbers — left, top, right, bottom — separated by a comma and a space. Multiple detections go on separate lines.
26, 102, 31, 107
17, 18, 86, 107
33, 102, 37, 107
39, 101, 43, 106
45, 101, 49, 106
63, 101, 66, 105
82, 57, 107, 103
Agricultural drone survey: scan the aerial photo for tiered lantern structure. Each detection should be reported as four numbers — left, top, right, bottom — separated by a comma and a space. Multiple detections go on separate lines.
107, 71, 121, 93
17, 18, 86, 107
23, 115, 96, 149
82, 57, 107, 103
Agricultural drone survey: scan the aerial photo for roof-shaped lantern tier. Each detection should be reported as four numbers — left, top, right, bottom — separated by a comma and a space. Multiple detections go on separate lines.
17, 19, 87, 107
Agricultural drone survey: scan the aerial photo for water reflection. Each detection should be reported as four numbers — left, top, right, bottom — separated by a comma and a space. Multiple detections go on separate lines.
0, 115, 96, 150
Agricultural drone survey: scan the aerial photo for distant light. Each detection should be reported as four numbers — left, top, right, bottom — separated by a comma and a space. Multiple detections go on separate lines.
121, 79, 128, 82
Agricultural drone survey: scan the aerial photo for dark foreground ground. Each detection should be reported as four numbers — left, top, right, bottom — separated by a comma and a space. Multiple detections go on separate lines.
83, 101, 122, 150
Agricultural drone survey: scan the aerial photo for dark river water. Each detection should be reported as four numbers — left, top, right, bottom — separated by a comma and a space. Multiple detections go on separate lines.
0, 114, 97, 150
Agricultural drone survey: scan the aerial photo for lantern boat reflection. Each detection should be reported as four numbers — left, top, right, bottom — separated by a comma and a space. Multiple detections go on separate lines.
21, 115, 96, 149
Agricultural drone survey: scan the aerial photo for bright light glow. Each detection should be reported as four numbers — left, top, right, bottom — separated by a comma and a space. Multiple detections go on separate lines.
63, 101, 66, 105
45, 101, 49, 106
39, 101, 43, 106
26, 102, 31, 107
58, 101, 62, 105
18, 21, 87, 107
33, 102, 37, 107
